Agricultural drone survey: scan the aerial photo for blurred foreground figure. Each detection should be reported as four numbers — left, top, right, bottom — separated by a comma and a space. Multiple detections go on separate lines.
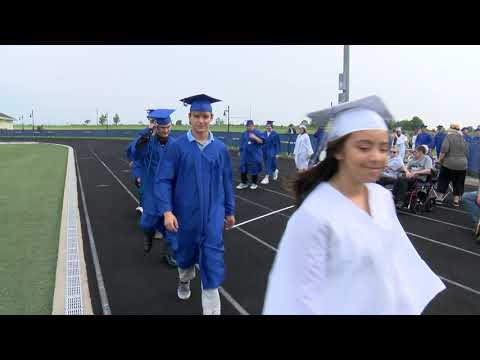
263, 96, 445, 315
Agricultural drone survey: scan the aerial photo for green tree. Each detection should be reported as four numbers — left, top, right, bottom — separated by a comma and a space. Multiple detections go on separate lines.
84, 120, 91, 125
175, 120, 183, 126
98, 113, 107, 126
113, 113, 120, 126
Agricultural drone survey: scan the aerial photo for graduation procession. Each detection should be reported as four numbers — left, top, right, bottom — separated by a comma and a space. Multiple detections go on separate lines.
4, 45, 480, 317
106, 92, 478, 316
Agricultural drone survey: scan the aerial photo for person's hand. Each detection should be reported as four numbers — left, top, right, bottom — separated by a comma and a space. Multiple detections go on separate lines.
224, 215, 236, 230
249, 132, 256, 139
405, 171, 414, 179
128, 161, 133, 169
476, 192, 480, 207
164, 211, 179, 232
135, 177, 141, 188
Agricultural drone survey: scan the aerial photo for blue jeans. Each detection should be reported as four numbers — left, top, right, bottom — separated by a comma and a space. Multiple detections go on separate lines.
463, 191, 479, 226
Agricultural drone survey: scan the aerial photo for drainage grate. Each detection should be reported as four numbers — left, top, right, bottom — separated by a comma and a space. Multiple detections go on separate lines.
64, 153, 84, 315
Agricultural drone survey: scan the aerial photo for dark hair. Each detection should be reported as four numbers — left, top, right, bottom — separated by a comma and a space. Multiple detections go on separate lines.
415, 145, 427, 154
293, 135, 349, 207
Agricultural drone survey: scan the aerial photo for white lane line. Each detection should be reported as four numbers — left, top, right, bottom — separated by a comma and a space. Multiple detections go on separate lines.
233, 176, 295, 200
235, 195, 292, 219
398, 211, 471, 231
193, 264, 249, 315
232, 205, 295, 229
439, 277, 480, 296
74, 150, 112, 315
407, 232, 480, 258
235, 227, 278, 253
90, 148, 248, 315
90, 149, 139, 205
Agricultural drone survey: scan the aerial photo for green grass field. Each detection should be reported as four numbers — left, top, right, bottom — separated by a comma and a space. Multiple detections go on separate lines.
0, 143, 67, 314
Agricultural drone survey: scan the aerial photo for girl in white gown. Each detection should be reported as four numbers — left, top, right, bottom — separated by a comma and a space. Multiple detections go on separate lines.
293, 124, 314, 171
263, 96, 445, 315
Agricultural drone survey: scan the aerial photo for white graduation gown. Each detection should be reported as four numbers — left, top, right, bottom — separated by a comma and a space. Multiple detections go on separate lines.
293, 133, 314, 171
396, 134, 407, 160
263, 182, 445, 315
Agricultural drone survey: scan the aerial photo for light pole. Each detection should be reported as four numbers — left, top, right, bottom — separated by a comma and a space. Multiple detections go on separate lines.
223, 106, 230, 134
338, 45, 350, 104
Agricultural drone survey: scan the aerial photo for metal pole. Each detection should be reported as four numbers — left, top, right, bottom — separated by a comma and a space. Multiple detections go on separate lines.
96, 108, 99, 126
227, 105, 230, 134
343, 45, 350, 102
32, 110, 35, 138
106, 112, 109, 135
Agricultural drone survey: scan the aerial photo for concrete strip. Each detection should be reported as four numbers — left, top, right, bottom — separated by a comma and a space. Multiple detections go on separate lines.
36, 144, 93, 315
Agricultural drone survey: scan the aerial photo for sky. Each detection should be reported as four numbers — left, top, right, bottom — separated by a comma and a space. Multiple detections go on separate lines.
1, 45, 480, 128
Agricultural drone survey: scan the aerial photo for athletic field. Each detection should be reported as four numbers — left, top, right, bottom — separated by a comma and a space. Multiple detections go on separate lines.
0, 143, 67, 314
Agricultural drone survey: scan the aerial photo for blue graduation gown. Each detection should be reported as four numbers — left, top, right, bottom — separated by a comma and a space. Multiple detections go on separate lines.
239, 129, 265, 175
433, 132, 446, 156
262, 130, 281, 175
154, 134, 235, 289
131, 130, 176, 249
415, 132, 433, 149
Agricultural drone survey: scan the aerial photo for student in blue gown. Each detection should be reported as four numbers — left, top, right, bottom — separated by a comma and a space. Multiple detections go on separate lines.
155, 94, 236, 315
126, 109, 157, 216
236, 120, 265, 190
415, 125, 434, 152
260, 120, 281, 185
433, 125, 446, 159
131, 109, 177, 267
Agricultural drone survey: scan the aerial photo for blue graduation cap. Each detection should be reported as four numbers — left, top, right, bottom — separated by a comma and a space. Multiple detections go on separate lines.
147, 109, 175, 125
266, 120, 274, 126
180, 94, 221, 112
245, 120, 254, 126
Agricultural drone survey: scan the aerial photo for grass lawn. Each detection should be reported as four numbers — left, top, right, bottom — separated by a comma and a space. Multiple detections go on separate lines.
0, 143, 67, 314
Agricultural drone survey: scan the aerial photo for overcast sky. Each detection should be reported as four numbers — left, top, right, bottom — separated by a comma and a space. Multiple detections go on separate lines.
2, 45, 480, 128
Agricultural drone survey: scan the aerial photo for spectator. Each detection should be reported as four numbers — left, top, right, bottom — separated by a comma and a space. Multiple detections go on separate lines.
392, 145, 433, 209
463, 181, 480, 244
395, 127, 408, 160
462, 127, 472, 143
287, 124, 297, 156
411, 127, 421, 149
436, 123, 469, 207
377, 146, 404, 187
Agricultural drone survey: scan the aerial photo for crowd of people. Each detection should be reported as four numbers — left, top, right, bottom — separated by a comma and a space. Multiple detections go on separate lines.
123, 93, 480, 315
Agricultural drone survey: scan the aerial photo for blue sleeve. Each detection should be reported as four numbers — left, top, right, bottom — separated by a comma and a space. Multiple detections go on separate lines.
154, 142, 178, 215
222, 147, 235, 217
256, 129, 266, 143
274, 133, 281, 154
240, 132, 245, 152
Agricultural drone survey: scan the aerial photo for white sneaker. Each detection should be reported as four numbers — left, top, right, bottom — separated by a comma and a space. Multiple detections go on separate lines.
154, 230, 163, 240
260, 176, 269, 185
250, 183, 258, 190
273, 169, 279, 180
236, 183, 249, 190
177, 281, 191, 300
136, 206, 143, 215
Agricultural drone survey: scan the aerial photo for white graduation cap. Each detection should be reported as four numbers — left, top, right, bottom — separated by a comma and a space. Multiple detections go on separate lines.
307, 95, 395, 143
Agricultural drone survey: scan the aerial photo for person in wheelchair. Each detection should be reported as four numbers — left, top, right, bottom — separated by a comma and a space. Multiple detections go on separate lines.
392, 145, 433, 209
377, 146, 404, 187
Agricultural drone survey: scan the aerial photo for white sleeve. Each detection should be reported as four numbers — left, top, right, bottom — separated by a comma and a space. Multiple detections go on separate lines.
263, 208, 330, 315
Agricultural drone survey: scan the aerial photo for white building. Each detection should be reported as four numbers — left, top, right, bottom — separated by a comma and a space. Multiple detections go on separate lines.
0, 113, 15, 130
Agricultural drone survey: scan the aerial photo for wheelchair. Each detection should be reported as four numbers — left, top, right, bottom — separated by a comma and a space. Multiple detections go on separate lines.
403, 167, 438, 214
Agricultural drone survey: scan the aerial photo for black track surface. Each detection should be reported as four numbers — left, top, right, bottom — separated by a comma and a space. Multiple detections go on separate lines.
12, 138, 480, 315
